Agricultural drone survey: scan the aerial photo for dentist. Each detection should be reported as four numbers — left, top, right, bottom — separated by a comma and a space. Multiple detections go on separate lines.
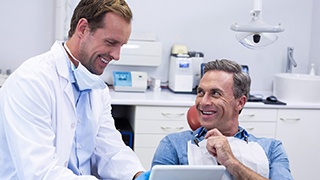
0, 0, 146, 179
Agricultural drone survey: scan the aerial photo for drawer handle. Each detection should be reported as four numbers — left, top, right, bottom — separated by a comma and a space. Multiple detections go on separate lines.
240, 114, 255, 119
280, 118, 301, 122
160, 126, 184, 132
161, 112, 185, 118
245, 127, 254, 131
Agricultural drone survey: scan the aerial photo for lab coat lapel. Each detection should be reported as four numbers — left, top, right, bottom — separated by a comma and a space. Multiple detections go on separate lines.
52, 41, 76, 110
51, 41, 77, 165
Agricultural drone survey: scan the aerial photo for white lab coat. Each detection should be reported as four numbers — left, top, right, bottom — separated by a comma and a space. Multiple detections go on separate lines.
0, 41, 145, 180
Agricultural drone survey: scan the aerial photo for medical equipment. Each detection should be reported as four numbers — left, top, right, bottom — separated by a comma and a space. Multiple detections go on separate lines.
169, 45, 204, 93
193, 127, 206, 147
113, 71, 148, 92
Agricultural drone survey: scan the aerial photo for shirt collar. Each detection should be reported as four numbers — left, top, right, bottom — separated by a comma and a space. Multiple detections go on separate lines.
193, 126, 249, 142
234, 126, 249, 142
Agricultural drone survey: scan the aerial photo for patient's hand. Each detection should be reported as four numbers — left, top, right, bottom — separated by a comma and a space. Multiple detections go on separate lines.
204, 128, 237, 167
205, 128, 268, 180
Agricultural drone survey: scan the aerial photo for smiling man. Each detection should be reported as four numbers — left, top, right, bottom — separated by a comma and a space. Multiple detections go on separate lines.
151, 59, 293, 180
0, 0, 146, 179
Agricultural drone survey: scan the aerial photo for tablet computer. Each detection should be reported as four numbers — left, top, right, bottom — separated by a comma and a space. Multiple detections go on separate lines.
149, 165, 226, 180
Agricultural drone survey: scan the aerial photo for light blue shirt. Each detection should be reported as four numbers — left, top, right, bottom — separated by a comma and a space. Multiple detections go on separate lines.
152, 126, 293, 180
68, 62, 95, 175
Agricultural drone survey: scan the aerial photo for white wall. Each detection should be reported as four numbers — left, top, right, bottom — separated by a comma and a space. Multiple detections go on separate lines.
309, 0, 320, 75
0, 0, 318, 94
0, 0, 55, 71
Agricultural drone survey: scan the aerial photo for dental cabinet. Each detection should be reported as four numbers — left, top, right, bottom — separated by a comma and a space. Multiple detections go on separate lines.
133, 105, 190, 170
276, 109, 320, 180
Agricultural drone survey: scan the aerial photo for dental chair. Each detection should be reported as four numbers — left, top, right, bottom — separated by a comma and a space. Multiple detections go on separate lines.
187, 105, 201, 131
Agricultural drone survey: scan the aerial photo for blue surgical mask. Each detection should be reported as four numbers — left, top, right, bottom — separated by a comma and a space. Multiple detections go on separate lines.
64, 43, 106, 91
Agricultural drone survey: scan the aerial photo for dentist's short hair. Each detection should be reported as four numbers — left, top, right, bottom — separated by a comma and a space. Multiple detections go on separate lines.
68, 0, 132, 38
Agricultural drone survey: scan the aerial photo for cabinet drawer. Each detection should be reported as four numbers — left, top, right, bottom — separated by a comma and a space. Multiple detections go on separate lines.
135, 119, 190, 134
240, 108, 277, 122
135, 106, 189, 121
240, 122, 276, 138
135, 134, 165, 148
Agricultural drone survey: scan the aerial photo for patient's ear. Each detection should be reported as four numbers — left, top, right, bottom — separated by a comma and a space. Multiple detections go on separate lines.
237, 95, 247, 112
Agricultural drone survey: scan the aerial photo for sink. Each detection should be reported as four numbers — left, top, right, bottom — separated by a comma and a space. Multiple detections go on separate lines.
273, 73, 320, 103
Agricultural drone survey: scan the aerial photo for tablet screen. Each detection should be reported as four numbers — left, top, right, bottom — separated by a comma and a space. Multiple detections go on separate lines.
149, 165, 226, 180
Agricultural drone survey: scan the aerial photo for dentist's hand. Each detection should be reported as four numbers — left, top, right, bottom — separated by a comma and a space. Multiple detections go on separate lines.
134, 170, 151, 180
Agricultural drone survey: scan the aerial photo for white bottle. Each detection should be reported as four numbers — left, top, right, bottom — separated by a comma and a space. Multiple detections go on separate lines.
309, 63, 315, 75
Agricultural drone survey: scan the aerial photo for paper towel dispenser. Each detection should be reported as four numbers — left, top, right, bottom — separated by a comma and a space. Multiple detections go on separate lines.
110, 40, 162, 67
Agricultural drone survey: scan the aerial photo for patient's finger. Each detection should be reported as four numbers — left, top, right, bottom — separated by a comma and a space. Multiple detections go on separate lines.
205, 128, 223, 139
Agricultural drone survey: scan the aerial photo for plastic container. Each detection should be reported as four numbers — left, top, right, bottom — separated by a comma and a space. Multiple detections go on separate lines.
309, 63, 315, 75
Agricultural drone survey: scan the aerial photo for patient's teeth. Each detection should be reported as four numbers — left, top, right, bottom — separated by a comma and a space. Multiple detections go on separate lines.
203, 111, 213, 115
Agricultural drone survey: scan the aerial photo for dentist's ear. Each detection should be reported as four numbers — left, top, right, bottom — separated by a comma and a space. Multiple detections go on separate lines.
76, 18, 89, 38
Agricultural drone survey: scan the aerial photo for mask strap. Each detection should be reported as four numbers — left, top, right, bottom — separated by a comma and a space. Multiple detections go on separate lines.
63, 42, 80, 64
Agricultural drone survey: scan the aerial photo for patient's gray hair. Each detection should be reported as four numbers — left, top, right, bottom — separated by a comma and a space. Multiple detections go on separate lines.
204, 59, 251, 99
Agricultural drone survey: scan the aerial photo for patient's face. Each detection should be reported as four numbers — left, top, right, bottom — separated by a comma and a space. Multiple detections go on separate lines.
195, 70, 241, 135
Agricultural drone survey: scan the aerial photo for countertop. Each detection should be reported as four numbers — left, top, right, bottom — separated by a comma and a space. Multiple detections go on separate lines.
109, 88, 320, 109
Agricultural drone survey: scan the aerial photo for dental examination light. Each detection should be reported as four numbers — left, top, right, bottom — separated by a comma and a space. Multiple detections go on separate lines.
230, 0, 284, 50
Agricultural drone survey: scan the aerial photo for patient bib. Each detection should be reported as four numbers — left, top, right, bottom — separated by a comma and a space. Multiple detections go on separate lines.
188, 137, 269, 179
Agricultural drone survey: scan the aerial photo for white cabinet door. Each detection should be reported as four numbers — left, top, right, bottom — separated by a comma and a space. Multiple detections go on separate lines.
240, 108, 277, 138
276, 109, 320, 180
134, 105, 190, 169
